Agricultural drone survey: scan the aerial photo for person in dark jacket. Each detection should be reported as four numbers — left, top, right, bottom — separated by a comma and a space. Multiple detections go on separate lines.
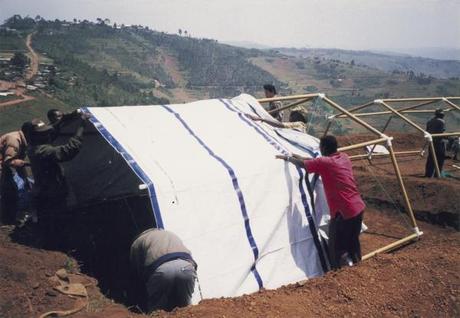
425, 109, 447, 177
130, 228, 197, 312
27, 115, 88, 247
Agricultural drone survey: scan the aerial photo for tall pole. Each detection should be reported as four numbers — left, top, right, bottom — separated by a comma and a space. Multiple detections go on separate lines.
387, 142, 419, 230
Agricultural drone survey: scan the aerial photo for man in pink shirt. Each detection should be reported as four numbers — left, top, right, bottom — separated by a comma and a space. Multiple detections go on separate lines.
276, 135, 365, 269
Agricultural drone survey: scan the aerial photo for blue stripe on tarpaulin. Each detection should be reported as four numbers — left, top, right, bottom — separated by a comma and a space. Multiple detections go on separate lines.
81, 107, 164, 229
159, 104, 264, 289
274, 129, 319, 158
220, 99, 329, 273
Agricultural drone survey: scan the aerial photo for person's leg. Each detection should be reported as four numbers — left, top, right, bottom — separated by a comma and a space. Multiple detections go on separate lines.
168, 259, 196, 309
425, 147, 435, 177
436, 143, 446, 174
328, 214, 344, 270
145, 263, 175, 312
348, 212, 363, 264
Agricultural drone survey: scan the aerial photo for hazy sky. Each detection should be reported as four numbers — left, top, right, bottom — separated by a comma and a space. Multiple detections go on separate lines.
1, 0, 459, 50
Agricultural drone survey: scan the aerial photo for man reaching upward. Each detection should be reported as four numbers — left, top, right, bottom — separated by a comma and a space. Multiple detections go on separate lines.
276, 135, 365, 269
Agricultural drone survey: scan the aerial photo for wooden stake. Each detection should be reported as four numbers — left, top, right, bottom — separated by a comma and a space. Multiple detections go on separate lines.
362, 232, 421, 261
387, 144, 418, 228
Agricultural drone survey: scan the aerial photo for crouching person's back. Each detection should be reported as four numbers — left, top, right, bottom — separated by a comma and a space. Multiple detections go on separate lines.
130, 228, 197, 312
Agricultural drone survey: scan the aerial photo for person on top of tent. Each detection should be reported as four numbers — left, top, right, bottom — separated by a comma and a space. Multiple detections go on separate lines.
0, 122, 32, 225
130, 228, 197, 312
263, 84, 284, 122
276, 135, 365, 270
248, 110, 307, 133
425, 108, 447, 177
47, 108, 81, 140
27, 114, 88, 248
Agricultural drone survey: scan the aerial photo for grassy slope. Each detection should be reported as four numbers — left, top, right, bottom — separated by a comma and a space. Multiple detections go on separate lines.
0, 94, 74, 134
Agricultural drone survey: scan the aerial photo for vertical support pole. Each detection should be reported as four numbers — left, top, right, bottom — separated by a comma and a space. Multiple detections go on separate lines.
387, 142, 419, 230
428, 140, 442, 177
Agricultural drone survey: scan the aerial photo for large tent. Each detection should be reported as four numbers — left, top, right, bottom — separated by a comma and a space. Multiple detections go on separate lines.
60, 94, 331, 302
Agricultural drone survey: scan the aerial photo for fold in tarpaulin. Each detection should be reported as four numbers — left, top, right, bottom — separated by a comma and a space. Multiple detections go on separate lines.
84, 94, 330, 303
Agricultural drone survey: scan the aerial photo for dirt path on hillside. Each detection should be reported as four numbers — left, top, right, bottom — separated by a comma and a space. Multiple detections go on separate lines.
25, 32, 39, 81
0, 95, 34, 108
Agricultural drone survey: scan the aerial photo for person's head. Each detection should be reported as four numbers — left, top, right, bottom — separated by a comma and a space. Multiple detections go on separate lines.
20, 121, 33, 143
29, 118, 53, 145
263, 84, 277, 98
434, 108, 444, 119
289, 111, 305, 123
319, 135, 338, 156
47, 109, 63, 124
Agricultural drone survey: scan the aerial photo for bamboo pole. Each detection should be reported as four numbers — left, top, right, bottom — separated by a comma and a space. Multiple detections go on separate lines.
428, 140, 442, 177
443, 99, 460, 111
387, 143, 418, 228
430, 132, 460, 137
382, 97, 445, 102
378, 101, 426, 134
336, 100, 437, 119
343, 108, 451, 118
257, 93, 319, 103
349, 150, 421, 160
338, 137, 388, 152
368, 116, 393, 155
362, 232, 421, 261
332, 101, 375, 118
322, 96, 385, 137
267, 97, 312, 114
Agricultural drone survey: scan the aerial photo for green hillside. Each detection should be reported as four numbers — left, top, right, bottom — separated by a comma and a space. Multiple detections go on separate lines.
1, 15, 459, 136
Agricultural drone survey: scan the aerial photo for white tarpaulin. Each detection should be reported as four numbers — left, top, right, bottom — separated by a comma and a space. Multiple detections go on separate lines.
84, 94, 330, 302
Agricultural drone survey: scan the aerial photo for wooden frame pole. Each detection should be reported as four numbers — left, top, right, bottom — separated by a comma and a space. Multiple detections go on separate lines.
322, 96, 386, 137
443, 98, 460, 111
378, 101, 426, 134
338, 137, 388, 152
387, 143, 419, 228
362, 232, 421, 261
257, 93, 319, 103
267, 97, 312, 114
349, 150, 421, 160
431, 132, 460, 138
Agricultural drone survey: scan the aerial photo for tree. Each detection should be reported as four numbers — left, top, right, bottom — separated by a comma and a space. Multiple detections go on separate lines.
178, 28, 182, 36
10, 52, 29, 69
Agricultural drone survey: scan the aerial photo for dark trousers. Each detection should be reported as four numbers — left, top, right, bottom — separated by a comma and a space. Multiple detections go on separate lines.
328, 211, 363, 270
36, 196, 67, 249
425, 141, 445, 177
0, 167, 18, 225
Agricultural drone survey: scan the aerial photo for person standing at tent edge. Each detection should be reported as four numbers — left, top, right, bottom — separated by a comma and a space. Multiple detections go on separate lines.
27, 114, 88, 248
276, 135, 365, 269
263, 84, 284, 122
425, 108, 447, 177
130, 228, 197, 312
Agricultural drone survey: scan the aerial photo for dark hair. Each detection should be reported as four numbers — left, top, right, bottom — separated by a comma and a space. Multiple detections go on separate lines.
320, 135, 338, 155
434, 108, 444, 119
47, 109, 60, 122
263, 84, 277, 94
20, 121, 33, 141
289, 111, 305, 122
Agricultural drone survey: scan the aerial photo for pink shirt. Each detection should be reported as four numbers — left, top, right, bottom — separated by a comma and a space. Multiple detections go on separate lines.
304, 152, 365, 219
